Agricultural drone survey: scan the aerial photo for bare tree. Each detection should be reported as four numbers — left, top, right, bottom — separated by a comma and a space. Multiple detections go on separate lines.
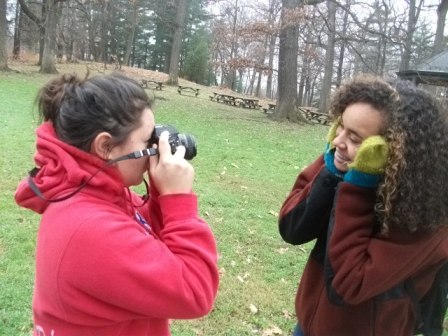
98, 0, 110, 64
335, 1, 349, 87
167, 0, 189, 85
13, 1, 22, 59
226, 0, 240, 90
432, 0, 448, 55
123, 0, 139, 66
17, 0, 45, 64
265, 0, 281, 98
318, 0, 336, 114
0, 0, 9, 70
40, 0, 59, 73
273, 0, 324, 122
399, 0, 423, 71
16, 0, 62, 72
272, 0, 301, 122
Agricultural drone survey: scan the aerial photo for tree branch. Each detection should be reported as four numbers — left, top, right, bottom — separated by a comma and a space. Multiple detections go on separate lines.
17, 0, 42, 25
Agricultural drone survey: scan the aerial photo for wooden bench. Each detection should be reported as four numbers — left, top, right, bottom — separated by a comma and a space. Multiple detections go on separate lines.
178, 86, 200, 97
140, 79, 163, 90
210, 92, 220, 101
210, 92, 261, 109
214, 94, 237, 106
298, 107, 331, 125
239, 98, 260, 109
263, 103, 276, 114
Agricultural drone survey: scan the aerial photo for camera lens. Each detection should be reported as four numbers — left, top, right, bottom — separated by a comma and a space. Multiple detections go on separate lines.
178, 133, 197, 160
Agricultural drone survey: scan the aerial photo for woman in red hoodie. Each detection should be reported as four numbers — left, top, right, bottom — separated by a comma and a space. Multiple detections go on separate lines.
278, 75, 448, 336
15, 73, 219, 336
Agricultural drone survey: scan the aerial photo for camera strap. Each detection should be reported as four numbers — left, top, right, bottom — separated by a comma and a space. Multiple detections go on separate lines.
27, 148, 158, 203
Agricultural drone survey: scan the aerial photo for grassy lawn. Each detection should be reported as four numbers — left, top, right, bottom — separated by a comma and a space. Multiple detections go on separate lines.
0, 66, 327, 335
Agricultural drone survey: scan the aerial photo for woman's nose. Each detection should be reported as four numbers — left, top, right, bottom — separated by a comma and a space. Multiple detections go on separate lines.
332, 130, 345, 149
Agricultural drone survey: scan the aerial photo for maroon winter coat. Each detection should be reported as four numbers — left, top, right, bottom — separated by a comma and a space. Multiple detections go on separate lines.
279, 155, 448, 336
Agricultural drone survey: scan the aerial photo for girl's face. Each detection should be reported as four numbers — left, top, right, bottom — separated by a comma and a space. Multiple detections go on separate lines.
332, 102, 384, 172
109, 108, 155, 186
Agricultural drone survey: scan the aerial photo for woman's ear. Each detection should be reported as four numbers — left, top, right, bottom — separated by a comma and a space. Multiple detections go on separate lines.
91, 132, 112, 160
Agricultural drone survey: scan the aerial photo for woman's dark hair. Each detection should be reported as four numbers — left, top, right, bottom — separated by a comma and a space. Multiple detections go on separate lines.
377, 78, 448, 233
37, 72, 152, 152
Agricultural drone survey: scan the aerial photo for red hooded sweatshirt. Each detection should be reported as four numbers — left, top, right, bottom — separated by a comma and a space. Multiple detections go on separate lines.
15, 122, 219, 336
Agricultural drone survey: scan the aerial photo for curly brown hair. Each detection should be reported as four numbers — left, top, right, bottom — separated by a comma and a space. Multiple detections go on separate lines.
329, 74, 399, 132
378, 79, 448, 233
329, 75, 448, 233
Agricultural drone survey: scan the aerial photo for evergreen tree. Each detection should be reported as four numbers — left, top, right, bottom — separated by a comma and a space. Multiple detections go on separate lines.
183, 28, 210, 84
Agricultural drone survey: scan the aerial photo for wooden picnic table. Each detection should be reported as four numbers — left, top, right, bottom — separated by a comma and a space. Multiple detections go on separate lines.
210, 92, 238, 106
209, 92, 220, 100
178, 86, 200, 97
298, 107, 331, 125
263, 103, 276, 114
240, 97, 260, 109
211, 92, 260, 109
140, 79, 163, 90
219, 94, 238, 105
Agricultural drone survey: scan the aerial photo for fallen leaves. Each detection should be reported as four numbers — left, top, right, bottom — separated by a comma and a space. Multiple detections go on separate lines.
269, 210, 279, 217
237, 272, 250, 283
262, 325, 283, 335
249, 303, 258, 314
277, 247, 289, 254
282, 309, 292, 319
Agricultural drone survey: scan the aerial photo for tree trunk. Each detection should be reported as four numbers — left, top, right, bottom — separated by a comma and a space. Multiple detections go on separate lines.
99, 1, 109, 64
40, 0, 58, 73
432, 0, 448, 56
13, 1, 21, 59
17, 0, 43, 64
265, 0, 281, 99
87, 1, 96, 61
123, 1, 138, 66
0, 0, 9, 70
167, 0, 188, 85
273, 0, 323, 122
225, 0, 239, 90
399, 0, 421, 71
109, 3, 118, 61
55, 1, 63, 60
39, 0, 46, 66
255, 70, 262, 97
335, 6, 349, 87
272, 0, 303, 122
266, 34, 276, 99
255, 34, 269, 97
248, 68, 257, 94
298, 43, 312, 106
318, 0, 336, 114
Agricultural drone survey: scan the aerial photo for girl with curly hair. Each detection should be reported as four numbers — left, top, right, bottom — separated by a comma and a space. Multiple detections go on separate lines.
278, 74, 448, 336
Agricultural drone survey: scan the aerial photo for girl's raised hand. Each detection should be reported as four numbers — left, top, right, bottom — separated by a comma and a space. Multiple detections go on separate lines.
148, 131, 194, 195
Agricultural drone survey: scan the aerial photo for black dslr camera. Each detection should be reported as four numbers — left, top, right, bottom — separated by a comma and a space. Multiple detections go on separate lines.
149, 124, 197, 160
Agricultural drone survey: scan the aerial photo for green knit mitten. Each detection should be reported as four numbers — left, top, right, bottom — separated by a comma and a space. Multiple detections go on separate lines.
344, 135, 389, 188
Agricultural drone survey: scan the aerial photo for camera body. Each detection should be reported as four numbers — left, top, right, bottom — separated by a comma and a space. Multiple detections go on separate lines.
150, 124, 197, 160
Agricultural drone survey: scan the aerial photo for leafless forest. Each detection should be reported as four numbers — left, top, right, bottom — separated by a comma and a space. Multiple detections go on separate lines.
1, 0, 447, 120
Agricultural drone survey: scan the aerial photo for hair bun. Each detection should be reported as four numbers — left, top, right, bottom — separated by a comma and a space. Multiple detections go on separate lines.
37, 73, 83, 122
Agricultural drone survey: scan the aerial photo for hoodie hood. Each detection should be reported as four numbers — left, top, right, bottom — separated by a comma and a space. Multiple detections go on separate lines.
15, 122, 125, 214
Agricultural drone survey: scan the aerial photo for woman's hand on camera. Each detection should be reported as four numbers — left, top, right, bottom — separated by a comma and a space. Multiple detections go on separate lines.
148, 131, 194, 195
